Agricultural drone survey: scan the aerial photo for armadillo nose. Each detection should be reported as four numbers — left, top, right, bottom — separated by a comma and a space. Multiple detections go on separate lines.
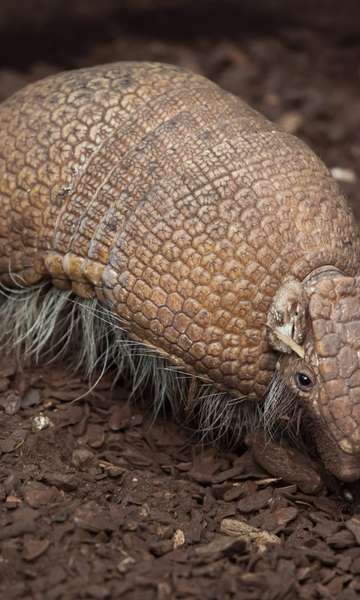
330, 461, 360, 483
323, 447, 360, 482
314, 428, 360, 482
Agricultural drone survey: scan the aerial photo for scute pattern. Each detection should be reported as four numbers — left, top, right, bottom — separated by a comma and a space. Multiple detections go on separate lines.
0, 61, 359, 400
310, 276, 360, 453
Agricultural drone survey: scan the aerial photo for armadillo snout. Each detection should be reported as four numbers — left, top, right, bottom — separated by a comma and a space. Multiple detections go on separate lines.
313, 425, 360, 482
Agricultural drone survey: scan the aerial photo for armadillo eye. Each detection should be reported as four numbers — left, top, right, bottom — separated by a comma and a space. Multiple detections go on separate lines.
295, 372, 314, 391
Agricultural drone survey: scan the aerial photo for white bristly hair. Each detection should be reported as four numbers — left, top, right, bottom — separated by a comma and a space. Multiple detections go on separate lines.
264, 367, 306, 445
0, 282, 301, 447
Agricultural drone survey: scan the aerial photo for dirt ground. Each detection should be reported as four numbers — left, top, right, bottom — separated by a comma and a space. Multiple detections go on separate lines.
1, 16, 360, 600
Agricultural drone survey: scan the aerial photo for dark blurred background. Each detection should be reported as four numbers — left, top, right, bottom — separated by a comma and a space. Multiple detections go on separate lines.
1, 0, 360, 215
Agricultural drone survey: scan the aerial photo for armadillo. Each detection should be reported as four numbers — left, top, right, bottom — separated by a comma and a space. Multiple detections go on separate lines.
0, 61, 359, 481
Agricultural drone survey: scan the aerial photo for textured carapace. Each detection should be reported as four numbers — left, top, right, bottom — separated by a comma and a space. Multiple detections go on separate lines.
0, 61, 360, 480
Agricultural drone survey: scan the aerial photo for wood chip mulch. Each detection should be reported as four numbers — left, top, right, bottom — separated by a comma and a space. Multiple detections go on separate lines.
0, 355, 360, 600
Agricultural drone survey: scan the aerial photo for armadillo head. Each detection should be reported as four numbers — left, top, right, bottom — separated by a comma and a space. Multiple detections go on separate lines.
267, 269, 360, 482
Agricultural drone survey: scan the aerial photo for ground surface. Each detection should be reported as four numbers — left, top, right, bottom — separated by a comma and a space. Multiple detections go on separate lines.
1, 22, 360, 600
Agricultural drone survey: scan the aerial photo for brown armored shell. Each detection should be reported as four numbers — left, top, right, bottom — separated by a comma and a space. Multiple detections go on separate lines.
0, 61, 359, 400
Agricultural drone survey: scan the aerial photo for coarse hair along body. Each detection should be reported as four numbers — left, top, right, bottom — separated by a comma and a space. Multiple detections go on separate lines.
0, 282, 303, 447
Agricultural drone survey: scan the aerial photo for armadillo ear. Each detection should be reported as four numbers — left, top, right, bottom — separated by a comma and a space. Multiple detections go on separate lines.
267, 278, 307, 357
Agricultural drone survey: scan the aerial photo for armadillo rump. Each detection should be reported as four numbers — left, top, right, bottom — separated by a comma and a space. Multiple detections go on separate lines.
0, 62, 359, 482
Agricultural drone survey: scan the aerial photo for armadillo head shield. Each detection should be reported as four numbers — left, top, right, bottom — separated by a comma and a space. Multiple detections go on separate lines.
308, 273, 360, 481
268, 272, 360, 482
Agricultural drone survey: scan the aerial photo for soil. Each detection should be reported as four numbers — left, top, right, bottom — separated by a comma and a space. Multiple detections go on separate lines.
1, 16, 360, 600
